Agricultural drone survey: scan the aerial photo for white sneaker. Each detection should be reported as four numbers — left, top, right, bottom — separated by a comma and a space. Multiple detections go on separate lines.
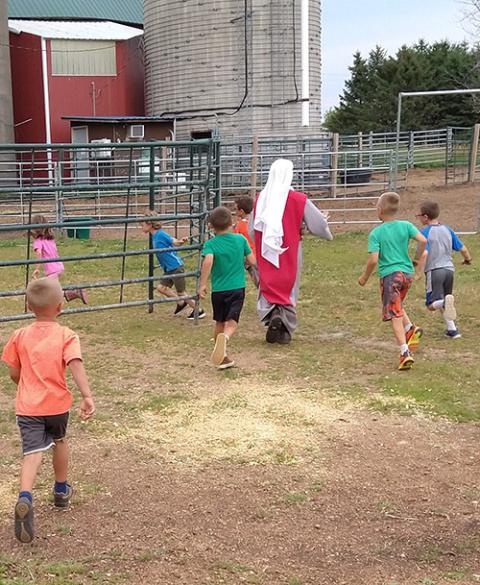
444, 294, 457, 322
211, 333, 227, 366
218, 357, 235, 370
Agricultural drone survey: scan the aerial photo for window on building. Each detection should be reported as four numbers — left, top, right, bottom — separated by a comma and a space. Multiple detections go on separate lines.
51, 40, 117, 76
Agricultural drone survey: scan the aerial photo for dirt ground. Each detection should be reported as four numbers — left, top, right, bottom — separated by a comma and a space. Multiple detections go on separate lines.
0, 171, 479, 585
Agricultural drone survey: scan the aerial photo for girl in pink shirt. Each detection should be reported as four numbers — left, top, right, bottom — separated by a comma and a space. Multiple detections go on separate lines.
30, 215, 88, 304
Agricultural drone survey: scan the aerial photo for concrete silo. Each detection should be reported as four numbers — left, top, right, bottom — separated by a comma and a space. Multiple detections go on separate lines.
144, 0, 321, 139
0, 0, 14, 144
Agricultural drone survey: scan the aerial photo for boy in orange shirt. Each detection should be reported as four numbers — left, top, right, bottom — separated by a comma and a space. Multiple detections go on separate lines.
233, 196, 258, 287
1, 278, 95, 543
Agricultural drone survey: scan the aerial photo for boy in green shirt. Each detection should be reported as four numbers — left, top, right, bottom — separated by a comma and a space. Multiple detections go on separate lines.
199, 206, 256, 370
358, 192, 427, 370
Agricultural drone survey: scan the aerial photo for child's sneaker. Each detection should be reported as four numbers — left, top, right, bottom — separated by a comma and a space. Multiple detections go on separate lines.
211, 333, 227, 366
406, 325, 423, 352
173, 301, 187, 315
14, 497, 34, 543
445, 329, 462, 339
218, 356, 235, 370
398, 351, 414, 371
53, 483, 73, 509
187, 309, 206, 320
444, 294, 457, 321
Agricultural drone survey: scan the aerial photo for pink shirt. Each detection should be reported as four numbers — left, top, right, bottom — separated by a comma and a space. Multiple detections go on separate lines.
33, 238, 64, 277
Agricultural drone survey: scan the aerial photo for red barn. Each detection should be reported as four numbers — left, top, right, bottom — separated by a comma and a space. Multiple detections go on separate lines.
9, 20, 144, 144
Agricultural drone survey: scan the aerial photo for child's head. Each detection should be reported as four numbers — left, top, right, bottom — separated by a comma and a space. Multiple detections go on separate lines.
209, 206, 232, 233
140, 209, 162, 234
417, 200, 440, 225
377, 191, 400, 219
235, 196, 254, 219
29, 215, 54, 240
26, 277, 63, 318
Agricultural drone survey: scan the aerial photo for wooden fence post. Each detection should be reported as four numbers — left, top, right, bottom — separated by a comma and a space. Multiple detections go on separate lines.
468, 123, 480, 183
331, 133, 339, 198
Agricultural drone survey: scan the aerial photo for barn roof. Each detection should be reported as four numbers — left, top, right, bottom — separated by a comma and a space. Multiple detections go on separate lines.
7, 0, 143, 26
9, 19, 143, 40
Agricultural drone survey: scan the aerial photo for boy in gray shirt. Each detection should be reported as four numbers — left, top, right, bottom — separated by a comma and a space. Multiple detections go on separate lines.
416, 201, 472, 338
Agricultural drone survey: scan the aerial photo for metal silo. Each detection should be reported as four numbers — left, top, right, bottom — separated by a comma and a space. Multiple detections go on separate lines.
144, 0, 321, 139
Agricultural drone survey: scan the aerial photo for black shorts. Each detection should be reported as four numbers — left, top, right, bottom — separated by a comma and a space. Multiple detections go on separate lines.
160, 266, 186, 293
426, 268, 454, 306
211, 288, 245, 323
17, 412, 69, 456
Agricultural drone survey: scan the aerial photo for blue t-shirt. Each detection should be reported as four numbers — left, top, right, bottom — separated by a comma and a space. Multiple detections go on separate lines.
421, 224, 463, 272
152, 229, 183, 272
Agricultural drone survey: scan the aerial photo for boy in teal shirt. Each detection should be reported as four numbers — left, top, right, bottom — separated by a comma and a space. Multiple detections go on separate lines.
358, 192, 427, 370
199, 206, 256, 370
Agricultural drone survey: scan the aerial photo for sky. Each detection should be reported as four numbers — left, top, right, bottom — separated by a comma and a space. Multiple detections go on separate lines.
322, 0, 471, 114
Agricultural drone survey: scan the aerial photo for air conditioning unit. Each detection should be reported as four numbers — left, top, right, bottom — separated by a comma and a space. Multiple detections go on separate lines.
128, 124, 145, 139
91, 138, 112, 159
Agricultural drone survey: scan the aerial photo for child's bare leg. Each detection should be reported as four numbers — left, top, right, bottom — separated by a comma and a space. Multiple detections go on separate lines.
224, 319, 238, 340
157, 284, 177, 298
214, 322, 225, 340
391, 317, 407, 347
20, 452, 43, 493
52, 440, 68, 483
177, 291, 196, 309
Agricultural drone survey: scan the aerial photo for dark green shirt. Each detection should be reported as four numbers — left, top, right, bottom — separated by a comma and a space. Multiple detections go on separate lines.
202, 233, 251, 292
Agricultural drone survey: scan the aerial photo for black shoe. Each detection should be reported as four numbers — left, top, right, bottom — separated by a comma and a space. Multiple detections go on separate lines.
54, 483, 73, 509
266, 316, 283, 343
14, 497, 34, 543
173, 301, 187, 315
277, 325, 292, 345
187, 309, 206, 320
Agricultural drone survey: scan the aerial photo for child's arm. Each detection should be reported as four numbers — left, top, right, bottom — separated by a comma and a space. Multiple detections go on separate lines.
68, 359, 95, 420
245, 252, 256, 268
8, 366, 20, 384
32, 248, 42, 279
198, 254, 213, 299
460, 245, 473, 265
358, 252, 378, 286
412, 232, 427, 262
172, 236, 189, 247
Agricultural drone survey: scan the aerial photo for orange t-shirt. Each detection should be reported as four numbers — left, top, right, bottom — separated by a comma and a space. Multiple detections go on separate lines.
233, 218, 256, 256
1, 321, 82, 416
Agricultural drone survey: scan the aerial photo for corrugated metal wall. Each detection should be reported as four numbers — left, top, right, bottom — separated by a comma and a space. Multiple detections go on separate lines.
144, 0, 321, 139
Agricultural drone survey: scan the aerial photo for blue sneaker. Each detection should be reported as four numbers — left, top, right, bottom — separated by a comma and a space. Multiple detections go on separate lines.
445, 329, 462, 339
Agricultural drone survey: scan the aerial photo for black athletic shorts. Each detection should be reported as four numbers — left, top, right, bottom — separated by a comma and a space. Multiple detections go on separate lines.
17, 412, 69, 456
211, 288, 245, 323
425, 268, 454, 306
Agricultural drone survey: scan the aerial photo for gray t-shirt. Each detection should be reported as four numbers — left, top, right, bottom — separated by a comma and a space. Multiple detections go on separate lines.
421, 224, 464, 272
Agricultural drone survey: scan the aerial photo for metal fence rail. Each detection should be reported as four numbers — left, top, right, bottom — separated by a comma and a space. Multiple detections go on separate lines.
0, 139, 218, 323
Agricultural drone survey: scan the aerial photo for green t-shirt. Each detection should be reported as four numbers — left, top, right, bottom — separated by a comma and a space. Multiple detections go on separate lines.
202, 233, 252, 292
368, 220, 419, 278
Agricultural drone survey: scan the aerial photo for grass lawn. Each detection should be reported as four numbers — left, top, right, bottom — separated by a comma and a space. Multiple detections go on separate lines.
0, 231, 479, 584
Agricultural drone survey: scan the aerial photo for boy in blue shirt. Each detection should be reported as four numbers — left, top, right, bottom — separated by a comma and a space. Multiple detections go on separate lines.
141, 210, 205, 319
416, 201, 472, 338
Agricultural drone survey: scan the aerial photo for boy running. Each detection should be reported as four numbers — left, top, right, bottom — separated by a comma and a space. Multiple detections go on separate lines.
141, 210, 205, 319
416, 200, 472, 338
1, 277, 95, 543
358, 192, 427, 370
233, 196, 259, 287
199, 206, 256, 369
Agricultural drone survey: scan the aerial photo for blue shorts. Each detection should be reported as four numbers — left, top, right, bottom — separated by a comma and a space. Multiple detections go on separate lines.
425, 268, 454, 306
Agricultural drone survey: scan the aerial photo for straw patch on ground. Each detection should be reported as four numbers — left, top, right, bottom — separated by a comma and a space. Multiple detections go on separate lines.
129, 381, 346, 465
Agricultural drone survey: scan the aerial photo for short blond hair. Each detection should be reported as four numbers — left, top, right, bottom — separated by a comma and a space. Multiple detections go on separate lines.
378, 191, 400, 215
26, 278, 63, 312
142, 209, 162, 230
